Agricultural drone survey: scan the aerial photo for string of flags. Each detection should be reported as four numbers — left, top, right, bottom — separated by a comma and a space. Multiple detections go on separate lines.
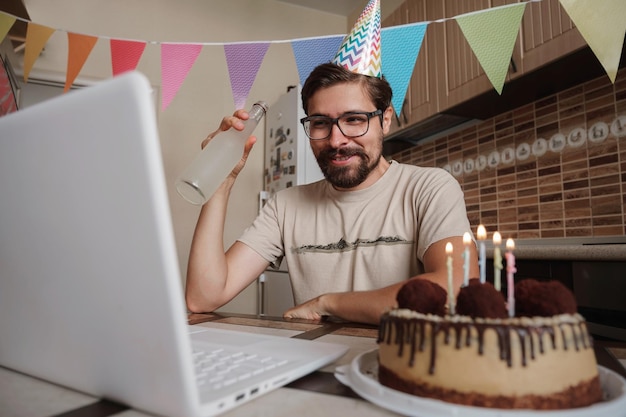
0, 0, 624, 113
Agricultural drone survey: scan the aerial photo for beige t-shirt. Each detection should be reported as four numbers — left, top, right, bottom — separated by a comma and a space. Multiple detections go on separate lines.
238, 161, 472, 305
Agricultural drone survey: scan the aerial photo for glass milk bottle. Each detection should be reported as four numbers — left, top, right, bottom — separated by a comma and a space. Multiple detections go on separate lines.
176, 101, 268, 205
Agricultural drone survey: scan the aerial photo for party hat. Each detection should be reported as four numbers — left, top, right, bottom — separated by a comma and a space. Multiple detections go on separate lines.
332, 0, 381, 77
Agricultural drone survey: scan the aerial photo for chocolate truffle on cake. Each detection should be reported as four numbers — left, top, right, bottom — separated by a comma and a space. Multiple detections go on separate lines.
456, 278, 507, 318
515, 278, 577, 317
396, 278, 446, 316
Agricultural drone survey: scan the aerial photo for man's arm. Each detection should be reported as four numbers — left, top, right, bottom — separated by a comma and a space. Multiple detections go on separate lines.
283, 236, 479, 324
184, 110, 270, 313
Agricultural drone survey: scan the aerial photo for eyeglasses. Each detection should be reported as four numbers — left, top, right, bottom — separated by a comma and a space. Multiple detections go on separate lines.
300, 109, 383, 140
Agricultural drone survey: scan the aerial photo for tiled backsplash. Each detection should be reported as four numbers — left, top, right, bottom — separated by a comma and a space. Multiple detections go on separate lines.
389, 69, 626, 239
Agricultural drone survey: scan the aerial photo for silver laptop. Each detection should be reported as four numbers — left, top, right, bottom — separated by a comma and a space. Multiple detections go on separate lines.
0, 71, 347, 417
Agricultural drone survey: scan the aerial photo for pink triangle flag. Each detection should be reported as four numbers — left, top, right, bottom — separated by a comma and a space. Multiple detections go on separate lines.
224, 43, 270, 109
110, 39, 146, 76
160, 43, 203, 110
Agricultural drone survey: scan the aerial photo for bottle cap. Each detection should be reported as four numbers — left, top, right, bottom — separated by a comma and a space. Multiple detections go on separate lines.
253, 101, 269, 113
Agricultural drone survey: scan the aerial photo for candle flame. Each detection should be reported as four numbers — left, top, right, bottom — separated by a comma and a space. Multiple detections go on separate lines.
445, 242, 453, 255
506, 238, 515, 250
493, 231, 502, 245
463, 232, 472, 245
477, 224, 486, 240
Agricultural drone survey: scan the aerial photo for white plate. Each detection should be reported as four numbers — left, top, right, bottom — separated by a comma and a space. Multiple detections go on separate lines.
335, 349, 626, 417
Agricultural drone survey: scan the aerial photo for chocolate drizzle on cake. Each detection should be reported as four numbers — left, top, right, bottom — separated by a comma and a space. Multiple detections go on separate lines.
378, 312, 593, 374
378, 278, 603, 410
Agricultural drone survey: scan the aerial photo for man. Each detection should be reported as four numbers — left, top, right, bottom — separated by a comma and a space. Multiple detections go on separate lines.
185, 63, 478, 324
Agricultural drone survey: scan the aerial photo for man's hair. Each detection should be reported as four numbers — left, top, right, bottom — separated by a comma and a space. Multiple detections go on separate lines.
301, 63, 393, 115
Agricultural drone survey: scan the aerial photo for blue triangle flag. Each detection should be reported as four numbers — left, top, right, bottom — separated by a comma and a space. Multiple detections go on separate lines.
381, 22, 428, 117
291, 36, 344, 85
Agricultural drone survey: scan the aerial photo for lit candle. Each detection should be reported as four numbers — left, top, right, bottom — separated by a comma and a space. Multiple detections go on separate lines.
477, 224, 486, 283
505, 238, 516, 318
462, 232, 471, 287
446, 242, 455, 315
493, 231, 503, 292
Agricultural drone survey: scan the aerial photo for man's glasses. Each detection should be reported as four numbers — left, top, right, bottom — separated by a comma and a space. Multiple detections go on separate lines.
300, 109, 383, 140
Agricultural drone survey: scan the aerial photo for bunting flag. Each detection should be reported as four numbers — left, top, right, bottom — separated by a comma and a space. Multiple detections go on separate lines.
559, 0, 626, 83
224, 42, 270, 109
455, 3, 526, 94
0, 13, 15, 43
23, 23, 55, 82
65, 32, 98, 92
291, 35, 343, 85
0, 0, 624, 112
381, 22, 428, 117
1, 55, 18, 115
160, 43, 203, 110
110, 39, 146, 77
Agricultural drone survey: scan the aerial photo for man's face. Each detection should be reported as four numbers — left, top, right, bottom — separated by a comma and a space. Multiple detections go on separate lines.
306, 83, 392, 191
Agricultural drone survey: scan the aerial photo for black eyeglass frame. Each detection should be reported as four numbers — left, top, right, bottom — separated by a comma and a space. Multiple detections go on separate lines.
299, 109, 383, 140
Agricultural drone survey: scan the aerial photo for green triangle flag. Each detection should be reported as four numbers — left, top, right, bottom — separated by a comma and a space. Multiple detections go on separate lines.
0, 13, 17, 44
560, 0, 626, 83
455, 3, 526, 94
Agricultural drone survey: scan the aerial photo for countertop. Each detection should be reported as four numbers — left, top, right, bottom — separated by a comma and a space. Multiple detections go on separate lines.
484, 236, 626, 261
2, 313, 625, 417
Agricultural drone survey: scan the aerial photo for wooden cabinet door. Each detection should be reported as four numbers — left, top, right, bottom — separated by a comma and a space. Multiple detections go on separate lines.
383, 2, 410, 136
436, 0, 527, 111
407, 0, 439, 126
436, 0, 493, 112
519, 0, 586, 75
383, 0, 441, 135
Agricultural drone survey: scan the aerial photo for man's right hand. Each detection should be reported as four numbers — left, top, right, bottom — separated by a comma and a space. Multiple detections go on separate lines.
200, 109, 257, 180
201, 109, 250, 149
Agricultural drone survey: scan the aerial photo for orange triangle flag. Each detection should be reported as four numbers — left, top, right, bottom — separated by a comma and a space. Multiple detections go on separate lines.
65, 32, 98, 92
23, 23, 56, 82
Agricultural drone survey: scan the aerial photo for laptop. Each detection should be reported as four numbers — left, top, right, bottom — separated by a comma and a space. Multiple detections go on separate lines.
0, 71, 348, 417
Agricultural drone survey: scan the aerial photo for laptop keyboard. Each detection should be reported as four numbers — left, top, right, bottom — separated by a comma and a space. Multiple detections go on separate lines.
192, 347, 290, 390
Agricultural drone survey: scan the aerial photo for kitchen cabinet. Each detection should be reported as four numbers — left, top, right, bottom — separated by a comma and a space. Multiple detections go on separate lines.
382, 2, 410, 136
484, 257, 626, 341
435, 0, 497, 112
518, 0, 586, 76
406, 1, 439, 129
383, 0, 442, 137
384, 0, 586, 137
485, 258, 574, 290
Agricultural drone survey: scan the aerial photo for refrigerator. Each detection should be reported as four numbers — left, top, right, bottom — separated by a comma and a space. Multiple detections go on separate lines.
257, 86, 324, 316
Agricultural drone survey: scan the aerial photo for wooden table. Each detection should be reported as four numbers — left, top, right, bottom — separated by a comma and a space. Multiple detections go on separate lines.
1, 312, 625, 417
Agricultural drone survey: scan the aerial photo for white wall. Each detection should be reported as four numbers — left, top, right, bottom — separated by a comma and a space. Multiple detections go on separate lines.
12, 0, 352, 313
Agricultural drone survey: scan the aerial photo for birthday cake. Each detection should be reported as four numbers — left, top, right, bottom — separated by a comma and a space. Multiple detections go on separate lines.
377, 278, 603, 409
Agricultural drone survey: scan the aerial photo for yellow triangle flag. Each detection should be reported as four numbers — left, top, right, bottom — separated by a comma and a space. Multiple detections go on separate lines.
560, 0, 626, 83
455, 3, 526, 94
0, 13, 16, 43
23, 23, 55, 82
65, 32, 98, 92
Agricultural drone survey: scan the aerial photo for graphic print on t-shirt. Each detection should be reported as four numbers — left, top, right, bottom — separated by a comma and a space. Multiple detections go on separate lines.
293, 236, 412, 254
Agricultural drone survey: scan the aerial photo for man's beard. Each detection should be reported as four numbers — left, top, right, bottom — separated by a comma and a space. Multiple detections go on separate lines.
316, 146, 382, 189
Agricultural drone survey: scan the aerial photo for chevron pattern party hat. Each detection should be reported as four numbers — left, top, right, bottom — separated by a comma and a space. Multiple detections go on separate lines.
332, 0, 381, 78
